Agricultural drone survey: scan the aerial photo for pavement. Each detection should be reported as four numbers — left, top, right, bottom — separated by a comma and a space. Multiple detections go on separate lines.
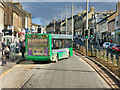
0, 52, 24, 75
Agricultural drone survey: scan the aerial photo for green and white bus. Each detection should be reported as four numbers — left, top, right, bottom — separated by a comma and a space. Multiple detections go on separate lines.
25, 34, 73, 62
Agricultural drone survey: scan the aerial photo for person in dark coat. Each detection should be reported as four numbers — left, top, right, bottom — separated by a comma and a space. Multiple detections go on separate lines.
20, 40, 25, 58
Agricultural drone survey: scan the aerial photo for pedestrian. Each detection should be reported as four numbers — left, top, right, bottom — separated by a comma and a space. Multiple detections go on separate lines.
2, 41, 5, 56
4, 45, 10, 59
20, 40, 25, 58
8, 42, 11, 50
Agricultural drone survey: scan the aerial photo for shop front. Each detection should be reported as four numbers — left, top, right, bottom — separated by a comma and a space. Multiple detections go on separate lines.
3, 29, 13, 45
115, 29, 120, 44
111, 32, 115, 43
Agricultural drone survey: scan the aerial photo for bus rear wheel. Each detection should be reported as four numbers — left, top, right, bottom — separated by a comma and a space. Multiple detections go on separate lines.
68, 52, 70, 59
56, 55, 58, 63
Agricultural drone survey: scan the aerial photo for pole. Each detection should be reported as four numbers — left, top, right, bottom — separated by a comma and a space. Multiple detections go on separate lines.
86, 0, 89, 57
66, 8, 67, 35
54, 17, 56, 34
72, 2, 74, 41
61, 12, 62, 32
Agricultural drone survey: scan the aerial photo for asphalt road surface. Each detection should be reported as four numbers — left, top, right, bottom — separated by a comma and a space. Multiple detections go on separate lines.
23, 55, 109, 88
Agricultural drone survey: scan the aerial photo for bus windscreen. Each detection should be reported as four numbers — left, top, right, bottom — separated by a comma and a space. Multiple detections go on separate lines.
28, 38, 48, 46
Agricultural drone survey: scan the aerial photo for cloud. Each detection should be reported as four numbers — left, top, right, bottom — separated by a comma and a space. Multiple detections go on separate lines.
20, 2, 117, 26
13, 0, 119, 2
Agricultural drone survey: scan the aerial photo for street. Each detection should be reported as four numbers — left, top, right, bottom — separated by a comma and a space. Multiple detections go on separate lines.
0, 1, 120, 89
0, 54, 110, 88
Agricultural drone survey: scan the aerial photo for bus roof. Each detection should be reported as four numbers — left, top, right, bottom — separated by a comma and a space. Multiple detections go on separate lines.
52, 34, 72, 39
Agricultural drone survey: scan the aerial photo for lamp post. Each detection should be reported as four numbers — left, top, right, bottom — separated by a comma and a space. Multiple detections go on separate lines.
71, 2, 74, 41
85, 0, 89, 57
65, 7, 68, 35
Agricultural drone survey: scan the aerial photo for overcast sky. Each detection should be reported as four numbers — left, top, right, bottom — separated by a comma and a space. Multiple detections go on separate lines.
19, 2, 118, 27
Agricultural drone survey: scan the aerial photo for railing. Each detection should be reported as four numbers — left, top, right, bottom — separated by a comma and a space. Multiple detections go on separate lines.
74, 43, 120, 68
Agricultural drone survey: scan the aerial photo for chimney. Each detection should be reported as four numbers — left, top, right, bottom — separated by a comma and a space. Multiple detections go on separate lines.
109, 10, 114, 14
13, 2, 21, 9
82, 10, 86, 14
77, 13, 81, 16
90, 6, 95, 12
116, 1, 120, 13
20, 5, 22, 9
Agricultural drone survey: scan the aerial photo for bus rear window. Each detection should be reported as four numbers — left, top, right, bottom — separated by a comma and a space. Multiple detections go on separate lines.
28, 38, 48, 46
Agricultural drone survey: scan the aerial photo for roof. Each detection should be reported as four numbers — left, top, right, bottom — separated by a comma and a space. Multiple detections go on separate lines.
108, 19, 115, 24
32, 23, 44, 28
97, 11, 117, 24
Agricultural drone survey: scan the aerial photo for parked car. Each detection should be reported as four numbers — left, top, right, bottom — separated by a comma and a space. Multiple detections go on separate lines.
112, 44, 120, 52
103, 42, 111, 49
73, 36, 78, 40
81, 37, 85, 42
108, 43, 114, 50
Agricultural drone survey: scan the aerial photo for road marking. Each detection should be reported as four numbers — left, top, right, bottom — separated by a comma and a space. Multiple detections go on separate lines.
0, 69, 12, 78
0, 64, 34, 78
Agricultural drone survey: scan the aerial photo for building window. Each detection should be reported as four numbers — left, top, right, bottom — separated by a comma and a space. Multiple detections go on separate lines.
38, 27, 41, 33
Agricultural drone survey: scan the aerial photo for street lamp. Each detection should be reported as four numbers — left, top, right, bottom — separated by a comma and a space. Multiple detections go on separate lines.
85, 0, 89, 57
64, 7, 68, 35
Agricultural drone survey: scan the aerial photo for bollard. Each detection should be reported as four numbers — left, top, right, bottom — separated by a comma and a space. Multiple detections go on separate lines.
81, 46, 83, 54
83, 46, 86, 56
101, 51, 104, 59
77, 44, 79, 49
99, 51, 103, 59
96, 50, 99, 58
93, 50, 95, 57
79, 46, 81, 53
108, 53, 111, 63
113, 55, 117, 66
103, 51, 107, 61
117, 57, 120, 68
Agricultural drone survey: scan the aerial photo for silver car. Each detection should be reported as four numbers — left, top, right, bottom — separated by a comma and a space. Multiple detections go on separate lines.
103, 42, 111, 49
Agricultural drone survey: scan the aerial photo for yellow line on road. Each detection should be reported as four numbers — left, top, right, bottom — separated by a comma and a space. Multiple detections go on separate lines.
0, 60, 31, 78
0, 69, 12, 78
